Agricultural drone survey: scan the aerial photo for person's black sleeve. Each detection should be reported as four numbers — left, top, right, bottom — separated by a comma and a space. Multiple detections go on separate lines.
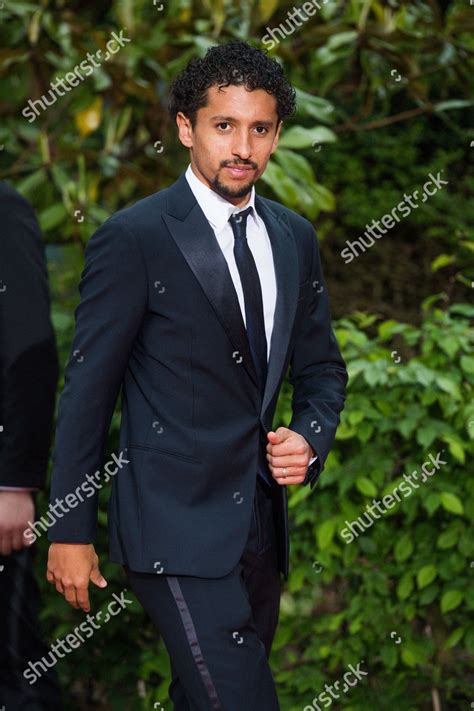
0, 183, 59, 488
288, 225, 348, 490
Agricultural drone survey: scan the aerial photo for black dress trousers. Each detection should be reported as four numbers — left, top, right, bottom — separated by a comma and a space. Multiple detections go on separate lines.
0, 543, 63, 710
124, 475, 282, 710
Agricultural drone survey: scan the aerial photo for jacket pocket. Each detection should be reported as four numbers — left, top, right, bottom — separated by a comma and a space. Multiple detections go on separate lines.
128, 443, 201, 464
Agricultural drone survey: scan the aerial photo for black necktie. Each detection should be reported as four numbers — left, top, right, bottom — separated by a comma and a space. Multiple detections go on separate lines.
229, 207, 268, 394
229, 206, 272, 487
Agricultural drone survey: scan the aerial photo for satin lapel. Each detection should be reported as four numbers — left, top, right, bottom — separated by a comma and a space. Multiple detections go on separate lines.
254, 196, 300, 418
162, 172, 259, 389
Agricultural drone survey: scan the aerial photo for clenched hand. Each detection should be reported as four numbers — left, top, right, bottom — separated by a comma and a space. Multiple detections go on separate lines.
266, 426, 314, 485
0, 490, 35, 555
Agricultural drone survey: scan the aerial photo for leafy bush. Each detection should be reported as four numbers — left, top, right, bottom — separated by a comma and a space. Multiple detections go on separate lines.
273, 301, 474, 710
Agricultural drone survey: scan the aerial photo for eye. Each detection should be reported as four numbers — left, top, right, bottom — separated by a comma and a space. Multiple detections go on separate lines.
254, 126, 269, 135
217, 122, 231, 131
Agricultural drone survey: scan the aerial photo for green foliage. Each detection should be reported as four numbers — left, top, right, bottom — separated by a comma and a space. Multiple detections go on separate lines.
274, 303, 474, 710
2, 0, 473, 708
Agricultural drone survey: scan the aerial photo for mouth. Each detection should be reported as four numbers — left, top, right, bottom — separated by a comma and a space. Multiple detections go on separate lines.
224, 165, 254, 179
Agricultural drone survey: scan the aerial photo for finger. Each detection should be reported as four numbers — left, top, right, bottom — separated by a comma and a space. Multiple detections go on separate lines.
0, 535, 13, 556
274, 474, 303, 486
266, 432, 301, 456
273, 427, 292, 442
76, 587, 91, 612
266, 430, 289, 448
90, 566, 107, 589
271, 463, 305, 481
11, 530, 25, 552
276, 476, 296, 486
267, 440, 299, 458
271, 465, 297, 479
63, 584, 80, 609
270, 455, 302, 469
46, 570, 55, 584
268, 454, 309, 470
54, 578, 65, 595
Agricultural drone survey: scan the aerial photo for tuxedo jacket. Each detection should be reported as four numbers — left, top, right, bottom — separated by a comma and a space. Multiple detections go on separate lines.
48, 170, 348, 580
0, 182, 58, 488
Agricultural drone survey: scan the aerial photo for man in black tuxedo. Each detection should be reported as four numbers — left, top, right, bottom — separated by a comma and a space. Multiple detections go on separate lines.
47, 41, 347, 709
0, 182, 63, 709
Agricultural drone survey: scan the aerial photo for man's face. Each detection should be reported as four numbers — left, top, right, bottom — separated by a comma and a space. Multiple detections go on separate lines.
176, 84, 282, 206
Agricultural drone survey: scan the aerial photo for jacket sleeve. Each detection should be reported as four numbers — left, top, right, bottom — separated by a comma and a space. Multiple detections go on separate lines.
0, 186, 59, 488
47, 217, 148, 543
287, 225, 348, 488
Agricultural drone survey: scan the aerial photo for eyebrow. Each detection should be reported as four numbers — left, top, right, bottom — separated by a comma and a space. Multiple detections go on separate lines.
209, 115, 275, 127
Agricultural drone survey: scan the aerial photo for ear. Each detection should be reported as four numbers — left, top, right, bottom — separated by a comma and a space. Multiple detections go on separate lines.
176, 111, 193, 148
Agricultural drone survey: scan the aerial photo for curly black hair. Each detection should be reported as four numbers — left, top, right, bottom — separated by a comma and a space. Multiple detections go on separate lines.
168, 40, 296, 128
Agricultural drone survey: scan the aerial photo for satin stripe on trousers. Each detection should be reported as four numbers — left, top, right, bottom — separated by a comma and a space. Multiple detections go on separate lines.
124, 475, 282, 710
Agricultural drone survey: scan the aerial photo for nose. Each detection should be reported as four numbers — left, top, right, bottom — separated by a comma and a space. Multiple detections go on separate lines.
231, 129, 251, 161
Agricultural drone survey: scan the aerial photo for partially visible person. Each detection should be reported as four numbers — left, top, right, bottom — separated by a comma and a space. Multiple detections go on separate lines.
0, 181, 63, 710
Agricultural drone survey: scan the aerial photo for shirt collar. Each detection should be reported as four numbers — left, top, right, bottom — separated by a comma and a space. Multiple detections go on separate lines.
185, 163, 257, 234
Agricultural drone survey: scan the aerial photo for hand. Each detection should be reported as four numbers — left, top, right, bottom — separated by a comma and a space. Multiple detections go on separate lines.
266, 427, 314, 486
47, 543, 107, 612
0, 491, 35, 555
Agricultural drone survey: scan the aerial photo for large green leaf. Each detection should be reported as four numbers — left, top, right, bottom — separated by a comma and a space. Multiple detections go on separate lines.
278, 125, 337, 149
417, 564, 437, 589
355, 476, 377, 497
441, 590, 463, 613
316, 518, 337, 549
439, 492, 464, 516
394, 534, 414, 563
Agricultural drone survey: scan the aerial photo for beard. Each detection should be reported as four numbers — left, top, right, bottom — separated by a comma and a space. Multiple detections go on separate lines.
210, 162, 258, 199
